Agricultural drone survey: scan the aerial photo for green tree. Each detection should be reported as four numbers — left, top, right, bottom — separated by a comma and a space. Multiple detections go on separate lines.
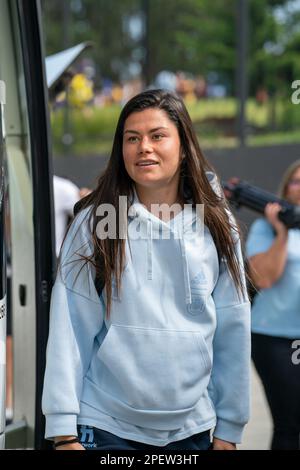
146, 0, 236, 90
41, 0, 140, 84
41, 0, 295, 97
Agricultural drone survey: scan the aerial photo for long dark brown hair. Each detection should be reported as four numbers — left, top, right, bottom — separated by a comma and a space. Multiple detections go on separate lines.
65, 89, 246, 317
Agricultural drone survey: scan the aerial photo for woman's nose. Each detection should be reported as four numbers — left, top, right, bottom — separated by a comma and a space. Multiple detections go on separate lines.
138, 136, 153, 153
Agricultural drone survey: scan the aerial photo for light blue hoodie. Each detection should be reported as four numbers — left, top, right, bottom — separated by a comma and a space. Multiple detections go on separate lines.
42, 173, 251, 446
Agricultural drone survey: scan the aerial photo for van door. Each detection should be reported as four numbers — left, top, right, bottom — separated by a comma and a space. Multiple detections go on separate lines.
0, 0, 55, 449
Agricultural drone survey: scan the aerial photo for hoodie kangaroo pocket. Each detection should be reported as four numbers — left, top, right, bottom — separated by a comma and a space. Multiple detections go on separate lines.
97, 324, 212, 414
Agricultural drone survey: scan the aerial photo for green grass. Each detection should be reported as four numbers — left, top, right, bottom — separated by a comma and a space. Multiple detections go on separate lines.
51, 97, 300, 156
248, 130, 300, 147
186, 98, 237, 121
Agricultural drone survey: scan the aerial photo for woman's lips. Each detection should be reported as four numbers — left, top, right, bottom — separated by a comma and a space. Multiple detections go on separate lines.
136, 162, 159, 168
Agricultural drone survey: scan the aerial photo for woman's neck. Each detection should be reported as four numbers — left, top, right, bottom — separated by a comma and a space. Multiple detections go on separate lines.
134, 185, 185, 221
135, 186, 183, 209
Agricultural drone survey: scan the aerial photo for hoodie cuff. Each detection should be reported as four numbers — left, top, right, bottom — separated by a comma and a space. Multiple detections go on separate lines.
213, 418, 245, 444
45, 414, 78, 440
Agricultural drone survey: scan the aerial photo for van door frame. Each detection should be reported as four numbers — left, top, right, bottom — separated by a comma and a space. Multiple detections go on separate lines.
0, 81, 7, 450
17, 0, 55, 450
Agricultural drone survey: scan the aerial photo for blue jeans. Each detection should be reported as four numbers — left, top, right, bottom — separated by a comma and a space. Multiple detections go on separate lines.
77, 425, 212, 450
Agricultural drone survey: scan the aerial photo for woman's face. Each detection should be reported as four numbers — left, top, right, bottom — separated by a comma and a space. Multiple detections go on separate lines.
286, 167, 300, 206
122, 108, 182, 193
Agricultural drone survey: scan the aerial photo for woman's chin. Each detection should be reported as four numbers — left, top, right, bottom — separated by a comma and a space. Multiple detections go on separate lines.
134, 177, 163, 188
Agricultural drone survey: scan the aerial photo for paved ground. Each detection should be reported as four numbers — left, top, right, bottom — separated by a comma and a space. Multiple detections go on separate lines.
238, 362, 272, 450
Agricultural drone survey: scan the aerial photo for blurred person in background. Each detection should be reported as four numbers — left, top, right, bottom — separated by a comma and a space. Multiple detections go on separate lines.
53, 175, 81, 258
246, 160, 300, 450
54, 175, 92, 258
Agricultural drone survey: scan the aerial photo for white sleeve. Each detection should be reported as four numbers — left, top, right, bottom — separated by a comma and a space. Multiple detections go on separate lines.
60, 180, 80, 215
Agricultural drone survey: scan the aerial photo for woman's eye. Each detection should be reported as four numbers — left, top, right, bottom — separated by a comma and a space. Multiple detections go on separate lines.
152, 134, 163, 140
127, 136, 138, 142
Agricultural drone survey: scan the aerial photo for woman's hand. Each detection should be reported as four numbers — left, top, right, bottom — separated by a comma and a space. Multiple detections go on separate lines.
55, 441, 86, 450
212, 437, 237, 450
264, 202, 288, 238
54, 435, 86, 451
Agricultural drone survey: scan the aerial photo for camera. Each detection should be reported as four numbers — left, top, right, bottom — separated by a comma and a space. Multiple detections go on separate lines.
223, 179, 300, 229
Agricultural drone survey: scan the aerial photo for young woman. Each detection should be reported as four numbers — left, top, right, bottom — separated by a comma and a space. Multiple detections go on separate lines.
246, 160, 300, 450
42, 89, 251, 451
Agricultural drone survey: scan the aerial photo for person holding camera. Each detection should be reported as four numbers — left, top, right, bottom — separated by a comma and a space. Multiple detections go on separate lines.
246, 160, 300, 450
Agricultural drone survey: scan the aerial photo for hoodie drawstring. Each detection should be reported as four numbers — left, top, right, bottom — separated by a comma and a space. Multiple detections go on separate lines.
179, 237, 192, 305
147, 219, 153, 280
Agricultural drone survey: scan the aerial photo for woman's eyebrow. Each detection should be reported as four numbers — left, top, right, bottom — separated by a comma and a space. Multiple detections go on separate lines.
124, 126, 168, 135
